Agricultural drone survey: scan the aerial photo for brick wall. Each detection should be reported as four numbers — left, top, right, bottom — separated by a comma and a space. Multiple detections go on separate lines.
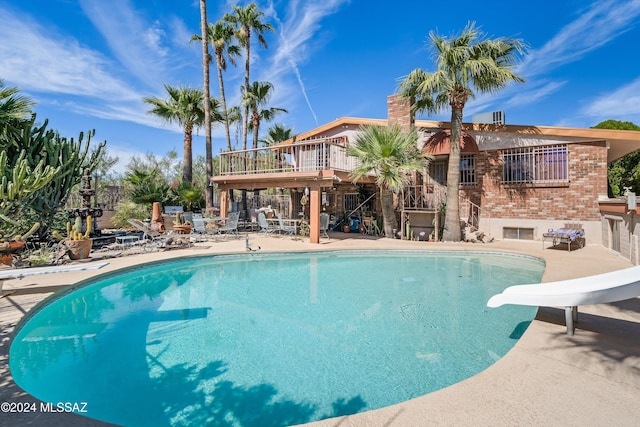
387, 94, 413, 131
463, 142, 608, 221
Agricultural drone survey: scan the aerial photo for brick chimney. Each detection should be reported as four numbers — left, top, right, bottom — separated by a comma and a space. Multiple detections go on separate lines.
387, 94, 414, 131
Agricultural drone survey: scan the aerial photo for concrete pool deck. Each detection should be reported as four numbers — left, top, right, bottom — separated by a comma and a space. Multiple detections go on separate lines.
1, 234, 638, 426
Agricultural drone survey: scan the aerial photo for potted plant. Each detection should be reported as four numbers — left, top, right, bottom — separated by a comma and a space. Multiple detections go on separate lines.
53, 216, 93, 260
340, 212, 351, 233
0, 222, 40, 265
172, 212, 192, 235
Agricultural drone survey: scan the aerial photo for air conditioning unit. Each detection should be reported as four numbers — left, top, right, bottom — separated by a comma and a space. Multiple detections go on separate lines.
472, 111, 505, 125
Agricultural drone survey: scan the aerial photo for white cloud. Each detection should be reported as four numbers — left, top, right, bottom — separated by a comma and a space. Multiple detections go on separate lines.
469, 0, 640, 116
0, 7, 138, 101
519, 0, 640, 78
78, 0, 181, 88
259, 0, 350, 125
582, 77, 640, 119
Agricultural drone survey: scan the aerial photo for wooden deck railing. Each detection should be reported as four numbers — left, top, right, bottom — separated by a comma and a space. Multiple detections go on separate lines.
401, 186, 445, 211
219, 136, 361, 175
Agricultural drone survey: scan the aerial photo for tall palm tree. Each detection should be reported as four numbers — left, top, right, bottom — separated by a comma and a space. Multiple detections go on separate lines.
198, 0, 214, 209
399, 22, 526, 241
224, 3, 273, 152
192, 19, 240, 152
143, 85, 206, 184
243, 81, 287, 153
347, 125, 430, 238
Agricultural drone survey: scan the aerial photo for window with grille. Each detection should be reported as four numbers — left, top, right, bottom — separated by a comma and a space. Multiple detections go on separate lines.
428, 155, 476, 185
343, 193, 359, 212
502, 145, 568, 184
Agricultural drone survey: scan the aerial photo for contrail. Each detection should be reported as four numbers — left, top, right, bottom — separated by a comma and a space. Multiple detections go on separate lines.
270, 5, 319, 124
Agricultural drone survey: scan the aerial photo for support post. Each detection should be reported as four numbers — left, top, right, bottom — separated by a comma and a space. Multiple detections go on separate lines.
565, 306, 578, 335
219, 190, 229, 218
310, 187, 320, 244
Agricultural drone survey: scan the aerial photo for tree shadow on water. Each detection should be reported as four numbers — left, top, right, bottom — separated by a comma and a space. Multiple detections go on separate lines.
149, 359, 367, 427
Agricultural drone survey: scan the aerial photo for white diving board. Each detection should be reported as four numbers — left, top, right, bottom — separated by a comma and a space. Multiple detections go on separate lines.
0, 262, 109, 292
487, 265, 640, 335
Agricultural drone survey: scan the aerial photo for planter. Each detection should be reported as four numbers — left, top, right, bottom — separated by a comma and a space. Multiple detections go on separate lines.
172, 225, 192, 235
66, 239, 92, 260
0, 241, 26, 265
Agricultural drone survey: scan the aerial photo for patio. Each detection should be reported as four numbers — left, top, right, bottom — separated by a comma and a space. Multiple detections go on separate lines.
1, 235, 638, 426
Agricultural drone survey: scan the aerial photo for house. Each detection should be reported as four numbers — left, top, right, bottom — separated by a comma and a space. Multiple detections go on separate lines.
212, 95, 640, 249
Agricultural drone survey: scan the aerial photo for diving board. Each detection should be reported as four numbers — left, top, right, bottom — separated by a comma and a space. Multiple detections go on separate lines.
0, 262, 109, 292
487, 265, 640, 335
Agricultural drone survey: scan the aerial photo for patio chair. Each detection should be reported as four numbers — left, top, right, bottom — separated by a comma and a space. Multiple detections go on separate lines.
190, 217, 213, 242
127, 219, 168, 250
276, 213, 297, 236
216, 212, 240, 239
258, 212, 276, 235
320, 213, 330, 239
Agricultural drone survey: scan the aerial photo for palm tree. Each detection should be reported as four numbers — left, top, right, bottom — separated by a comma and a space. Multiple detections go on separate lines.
260, 124, 294, 195
243, 81, 287, 153
143, 85, 206, 184
347, 125, 430, 238
399, 22, 526, 241
259, 123, 294, 148
198, 0, 214, 209
0, 79, 35, 142
224, 3, 274, 152
192, 18, 240, 152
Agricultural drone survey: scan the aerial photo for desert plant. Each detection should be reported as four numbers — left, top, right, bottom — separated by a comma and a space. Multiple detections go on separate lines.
52, 215, 92, 241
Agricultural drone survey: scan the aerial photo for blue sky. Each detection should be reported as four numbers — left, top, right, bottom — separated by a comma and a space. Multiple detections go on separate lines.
2, 0, 640, 174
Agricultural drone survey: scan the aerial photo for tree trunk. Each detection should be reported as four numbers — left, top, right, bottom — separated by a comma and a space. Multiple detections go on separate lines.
442, 105, 463, 241
242, 31, 251, 151
216, 53, 232, 152
380, 188, 398, 238
183, 123, 193, 184
200, 0, 214, 209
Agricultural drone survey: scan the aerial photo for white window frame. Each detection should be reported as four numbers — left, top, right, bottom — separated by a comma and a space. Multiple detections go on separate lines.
502, 144, 568, 185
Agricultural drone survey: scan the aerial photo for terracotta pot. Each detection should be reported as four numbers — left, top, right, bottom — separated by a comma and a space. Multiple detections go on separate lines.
0, 241, 26, 266
66, 239, 92, 260
172, 225, 192, 235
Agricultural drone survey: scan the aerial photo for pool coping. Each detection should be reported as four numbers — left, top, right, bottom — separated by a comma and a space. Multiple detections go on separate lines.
1, 235, 639, 426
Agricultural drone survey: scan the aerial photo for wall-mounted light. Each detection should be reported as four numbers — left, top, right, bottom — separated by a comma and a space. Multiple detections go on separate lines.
304, 186, 310, 196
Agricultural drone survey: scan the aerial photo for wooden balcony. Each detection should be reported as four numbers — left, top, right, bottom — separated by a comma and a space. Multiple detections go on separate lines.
219, 136, 360, 176
401, 185, 445, 211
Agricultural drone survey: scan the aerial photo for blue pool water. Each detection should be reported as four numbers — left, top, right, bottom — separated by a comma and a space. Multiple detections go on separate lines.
10, 251, 543, 426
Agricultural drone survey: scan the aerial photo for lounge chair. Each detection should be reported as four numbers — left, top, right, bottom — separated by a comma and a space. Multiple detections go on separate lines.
487, 265, 640, 335
127, 219, 168, 250
1, 262, 109, 293
258, 212, 276, 235
276, 213, 296, 236
216, 212, 240, 239
320, 213, 330, 238
542, 224, 585, 252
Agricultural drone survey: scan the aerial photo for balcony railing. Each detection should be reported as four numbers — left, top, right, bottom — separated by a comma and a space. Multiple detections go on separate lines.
219, 136, 361, 175
402, 185, 445, 211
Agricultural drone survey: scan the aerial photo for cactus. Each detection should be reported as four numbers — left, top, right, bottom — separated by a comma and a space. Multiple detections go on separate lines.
0, 222, 40, 243
53, 215, 92, 241
2, 114, 105, 229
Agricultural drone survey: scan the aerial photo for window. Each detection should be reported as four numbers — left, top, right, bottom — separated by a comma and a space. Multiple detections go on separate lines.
428, 155, 476, 185
460, 155, 476, 185
502, 145, 568, 184
343, 193, 359, 212
503, 227, 534, 240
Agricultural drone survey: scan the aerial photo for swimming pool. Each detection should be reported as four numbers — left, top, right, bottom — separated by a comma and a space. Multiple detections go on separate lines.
10, 251, 543, 426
